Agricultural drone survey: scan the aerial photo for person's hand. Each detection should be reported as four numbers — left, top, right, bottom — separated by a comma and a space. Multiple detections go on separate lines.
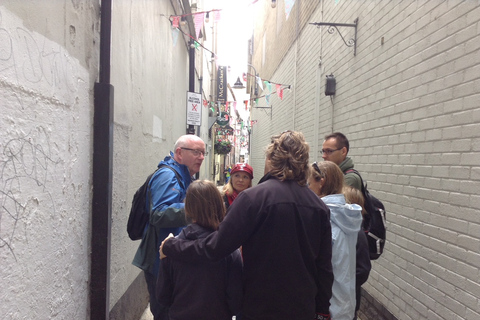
159, 233, 174, 259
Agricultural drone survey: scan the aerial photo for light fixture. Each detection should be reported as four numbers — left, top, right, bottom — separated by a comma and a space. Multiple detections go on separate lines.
233, 77, 245, 89
325, 74, 336, 96
271, 0, 277, 8
205, 12, 210, 23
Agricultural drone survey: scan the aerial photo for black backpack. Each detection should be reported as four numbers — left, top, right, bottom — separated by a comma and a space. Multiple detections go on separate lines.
127, 165, 182, 241
345, 169, 386, 260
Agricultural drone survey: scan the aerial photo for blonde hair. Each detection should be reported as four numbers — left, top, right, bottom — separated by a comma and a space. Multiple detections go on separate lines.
185, 180, 225, 230
343, 186, 366, 216
223, 171, 253, 196
313, 161, 344, 196
265, 131, 310, 186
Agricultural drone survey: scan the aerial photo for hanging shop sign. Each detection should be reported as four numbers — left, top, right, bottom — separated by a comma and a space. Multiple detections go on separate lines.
217, 66, 227, 102
186, 91, 202, 126
216, 111, 229, 126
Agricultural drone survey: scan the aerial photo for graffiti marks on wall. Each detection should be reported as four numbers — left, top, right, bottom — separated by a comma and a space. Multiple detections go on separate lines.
0, 8, 83, 104
0, 128, 60, 261
0, 7, 90, 261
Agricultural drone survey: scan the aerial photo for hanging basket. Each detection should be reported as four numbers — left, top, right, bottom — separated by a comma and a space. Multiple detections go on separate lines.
214, 139, 232, 155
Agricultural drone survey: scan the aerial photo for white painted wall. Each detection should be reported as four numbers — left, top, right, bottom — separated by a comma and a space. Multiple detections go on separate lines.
0, 2, 98, 319
109, 0, 214, 316
109, 0, 192, 309
251, 0, 480, 319
1, 0, 214, 318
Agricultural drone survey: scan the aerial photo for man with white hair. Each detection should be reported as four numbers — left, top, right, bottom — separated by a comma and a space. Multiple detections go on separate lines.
133, 134, 205, 320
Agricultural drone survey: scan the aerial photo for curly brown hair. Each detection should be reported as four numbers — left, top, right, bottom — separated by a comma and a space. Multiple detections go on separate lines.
185, 180, 225, 230
265, 130, 310, 186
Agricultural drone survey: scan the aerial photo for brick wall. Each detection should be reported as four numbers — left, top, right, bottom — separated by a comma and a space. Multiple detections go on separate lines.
250, 0, 480, 319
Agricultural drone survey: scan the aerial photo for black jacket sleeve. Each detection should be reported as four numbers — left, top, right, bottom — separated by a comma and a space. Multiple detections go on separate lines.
356, 229, 371, 287
315, 208, 334, 315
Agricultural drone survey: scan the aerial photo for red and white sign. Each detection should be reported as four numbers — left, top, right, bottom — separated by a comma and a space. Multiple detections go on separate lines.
187, 92, 202, 126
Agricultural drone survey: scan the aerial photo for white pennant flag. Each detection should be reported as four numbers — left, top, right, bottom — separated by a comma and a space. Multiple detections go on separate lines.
194, 13, 205, 39
256, 76, 264, 91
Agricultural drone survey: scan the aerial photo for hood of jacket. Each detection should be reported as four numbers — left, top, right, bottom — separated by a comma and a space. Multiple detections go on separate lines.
177, 223, 214, 241
339, 156, 354, 173
321, 194, 362, 235
158, 152, 193, 186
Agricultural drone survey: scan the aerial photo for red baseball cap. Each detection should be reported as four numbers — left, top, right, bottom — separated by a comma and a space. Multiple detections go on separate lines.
230, 163, 254, 179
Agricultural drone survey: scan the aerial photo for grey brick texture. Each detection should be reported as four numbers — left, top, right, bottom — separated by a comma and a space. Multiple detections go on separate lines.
249, 1, 480, 319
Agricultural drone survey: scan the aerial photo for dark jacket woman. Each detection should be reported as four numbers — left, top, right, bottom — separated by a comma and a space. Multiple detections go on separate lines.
163, 174, 333, 320
157, 223, 243, 320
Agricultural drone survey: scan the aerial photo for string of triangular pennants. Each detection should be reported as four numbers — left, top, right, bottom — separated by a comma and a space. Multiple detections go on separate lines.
161, 13, 218, 58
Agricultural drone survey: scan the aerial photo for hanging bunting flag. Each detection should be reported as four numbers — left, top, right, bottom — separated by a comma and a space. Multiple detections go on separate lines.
244, 100, 249, 110
251, 120, 258, 125
194, 13, 205, 39
172, 16, 180, 28
233, 101, 237, 111
265, 94, 270, 105
203, 99, 208, 107
276, 84, 283, 100
285, 0, 296, 20
256, 76, 264, 91
171, 28, 180, 47
215, 10, 221, 22
225, 101, 229, 112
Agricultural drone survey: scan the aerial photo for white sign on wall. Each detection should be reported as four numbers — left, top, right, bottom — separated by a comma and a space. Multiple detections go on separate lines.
186, 92, 202, 126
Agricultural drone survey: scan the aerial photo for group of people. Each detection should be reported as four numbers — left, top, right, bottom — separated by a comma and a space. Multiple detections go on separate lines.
132, 131, 371, 320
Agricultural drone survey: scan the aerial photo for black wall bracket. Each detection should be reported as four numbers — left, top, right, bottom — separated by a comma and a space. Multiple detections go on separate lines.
310, 18, 358, 56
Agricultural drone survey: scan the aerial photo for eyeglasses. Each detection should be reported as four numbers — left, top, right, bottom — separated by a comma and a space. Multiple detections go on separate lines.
181, 147, 205, 157
321, 148, 342, 155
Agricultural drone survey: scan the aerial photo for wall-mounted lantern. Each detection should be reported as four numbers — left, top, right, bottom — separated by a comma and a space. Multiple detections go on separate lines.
325, 74, 336, 96
233, 77, 245, 89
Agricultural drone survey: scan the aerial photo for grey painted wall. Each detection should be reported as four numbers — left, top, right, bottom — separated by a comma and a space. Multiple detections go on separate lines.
250, 0, 480, 319
0, 1, 99, 318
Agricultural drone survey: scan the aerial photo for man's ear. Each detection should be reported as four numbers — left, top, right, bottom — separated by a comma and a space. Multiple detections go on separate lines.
174, 147, 183, 161
341, 146, 348, 157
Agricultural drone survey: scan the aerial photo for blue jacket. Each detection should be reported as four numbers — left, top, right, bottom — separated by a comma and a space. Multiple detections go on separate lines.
321, 194, 362, 320
132, 152, 193, 275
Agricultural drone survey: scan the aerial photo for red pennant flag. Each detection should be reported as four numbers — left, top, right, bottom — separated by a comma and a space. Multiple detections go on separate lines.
244, 100, 249, 110
203, 99, 208, 107
225, 101, 229, 112
276, 84, 283, 100
172, 16, 180, 28
233, 101, 237, 111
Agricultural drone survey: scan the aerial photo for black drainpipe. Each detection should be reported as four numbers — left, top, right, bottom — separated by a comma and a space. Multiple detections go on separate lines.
91, 0, 114, 318
187, 39, 196, 135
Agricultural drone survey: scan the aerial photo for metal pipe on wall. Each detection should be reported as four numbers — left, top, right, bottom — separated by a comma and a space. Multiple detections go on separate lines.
91, 0, 114, 318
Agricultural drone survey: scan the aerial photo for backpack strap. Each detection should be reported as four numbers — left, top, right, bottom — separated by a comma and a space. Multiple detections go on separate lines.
146, 164, 185, 215
344, 168, 366, 193
156, 164, 185, 189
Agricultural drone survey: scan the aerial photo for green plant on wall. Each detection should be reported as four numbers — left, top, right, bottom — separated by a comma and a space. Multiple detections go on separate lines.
214, 138, 232, 155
